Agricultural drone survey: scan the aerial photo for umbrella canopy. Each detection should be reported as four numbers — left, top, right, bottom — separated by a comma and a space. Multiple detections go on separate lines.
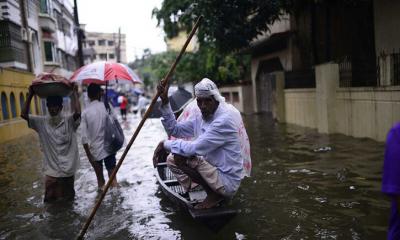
70, 61, 142, 85
148, 87, 193, 118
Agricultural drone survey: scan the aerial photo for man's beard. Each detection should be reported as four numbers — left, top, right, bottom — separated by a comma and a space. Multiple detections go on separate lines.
201, 112, 213, 121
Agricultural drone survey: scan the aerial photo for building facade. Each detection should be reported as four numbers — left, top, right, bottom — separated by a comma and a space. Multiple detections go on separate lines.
82, 30, 127, 64
0, 0, 79, 143
245, 0, 400, 142
39, 0, 78, 78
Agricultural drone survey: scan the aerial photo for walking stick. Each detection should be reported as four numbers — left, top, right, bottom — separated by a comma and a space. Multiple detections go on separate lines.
77, 15, 203, 240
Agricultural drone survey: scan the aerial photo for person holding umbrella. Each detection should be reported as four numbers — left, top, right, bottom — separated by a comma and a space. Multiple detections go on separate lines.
70, 62, 142, 190
81, 84, 119, 190
21, 82, 81, 202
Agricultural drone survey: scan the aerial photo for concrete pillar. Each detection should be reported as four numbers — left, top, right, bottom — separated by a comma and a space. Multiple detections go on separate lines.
315, 63, 339, 134
272, 71, 285, 122
251, 59, 259, 113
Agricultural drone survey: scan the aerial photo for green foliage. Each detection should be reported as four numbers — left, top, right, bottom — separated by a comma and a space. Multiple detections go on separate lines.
129, 47, 249, 87
153, 0, 295, 53
129, 50, 204, 87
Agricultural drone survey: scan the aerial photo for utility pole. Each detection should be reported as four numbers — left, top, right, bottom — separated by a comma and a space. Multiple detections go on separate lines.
116, 27, 121, 63
74, 0, 84, 67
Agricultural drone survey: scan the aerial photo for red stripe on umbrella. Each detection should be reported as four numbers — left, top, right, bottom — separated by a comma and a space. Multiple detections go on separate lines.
70, 61, 142, 85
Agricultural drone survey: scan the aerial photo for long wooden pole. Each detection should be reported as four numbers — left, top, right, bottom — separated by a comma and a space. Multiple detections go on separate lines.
77, 16, 203, 240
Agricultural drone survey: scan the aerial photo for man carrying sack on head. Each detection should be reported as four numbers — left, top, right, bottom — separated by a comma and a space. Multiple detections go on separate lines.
21, 85, 81, 202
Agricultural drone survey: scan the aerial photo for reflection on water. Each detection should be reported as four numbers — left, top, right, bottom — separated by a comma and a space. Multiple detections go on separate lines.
0, 114, 389, 239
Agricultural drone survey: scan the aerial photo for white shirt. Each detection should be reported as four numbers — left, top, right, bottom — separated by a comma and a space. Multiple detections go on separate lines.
137, 95, 149, 109
81, 100, 111, 161
161, 103, 244, 196
29, 114, 80, 177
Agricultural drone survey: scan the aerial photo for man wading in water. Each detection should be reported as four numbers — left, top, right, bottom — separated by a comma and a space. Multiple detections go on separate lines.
154, 78, 249, 209
21, 85, 81, 202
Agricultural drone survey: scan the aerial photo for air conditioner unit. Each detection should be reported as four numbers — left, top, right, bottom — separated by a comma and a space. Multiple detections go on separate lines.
21, 28, 28, 41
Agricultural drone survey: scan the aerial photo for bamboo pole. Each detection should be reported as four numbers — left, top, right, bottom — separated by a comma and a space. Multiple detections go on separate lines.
77, 16, 203, 240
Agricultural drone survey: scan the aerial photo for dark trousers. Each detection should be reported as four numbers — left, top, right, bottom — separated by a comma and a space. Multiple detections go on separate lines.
44, 175, 75, 202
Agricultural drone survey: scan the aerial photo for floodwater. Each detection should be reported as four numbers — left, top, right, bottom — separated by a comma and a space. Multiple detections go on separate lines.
0, 113, 389, 239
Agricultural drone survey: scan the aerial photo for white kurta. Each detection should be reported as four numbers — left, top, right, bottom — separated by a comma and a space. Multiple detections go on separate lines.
161, 103, 244, 195
29, 114, 80, 177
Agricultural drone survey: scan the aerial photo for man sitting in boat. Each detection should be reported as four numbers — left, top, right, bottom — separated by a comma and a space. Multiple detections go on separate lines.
154, 78, 250, 209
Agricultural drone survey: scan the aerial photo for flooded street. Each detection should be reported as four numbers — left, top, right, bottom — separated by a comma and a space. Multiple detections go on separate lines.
0, 114, 389, 239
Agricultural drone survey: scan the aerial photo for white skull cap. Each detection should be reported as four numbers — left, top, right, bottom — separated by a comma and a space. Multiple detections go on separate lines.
194, 78, 225, 102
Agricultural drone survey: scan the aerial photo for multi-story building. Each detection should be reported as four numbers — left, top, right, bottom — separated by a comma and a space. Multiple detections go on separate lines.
0, 0, 42, 73
82, 30, 127, 64
0, 0, 79, 143
39, 0, 78, 77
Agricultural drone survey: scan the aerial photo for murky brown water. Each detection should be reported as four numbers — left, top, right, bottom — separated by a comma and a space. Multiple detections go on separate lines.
0, 114, 389, 239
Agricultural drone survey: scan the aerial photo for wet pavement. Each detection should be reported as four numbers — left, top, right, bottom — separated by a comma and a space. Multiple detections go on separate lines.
0, 113, 390, 239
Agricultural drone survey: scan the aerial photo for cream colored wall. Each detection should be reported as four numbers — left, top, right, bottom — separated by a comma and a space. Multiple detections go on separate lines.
280, 63, 400, 142
0, 119, 35, 142
220, 85, 254, 114
284, 89, 317, 129
335, 87, 400, 141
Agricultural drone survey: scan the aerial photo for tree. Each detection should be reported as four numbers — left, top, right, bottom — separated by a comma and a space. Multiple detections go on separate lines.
129, 48, 250, 87
153, 0, 294, 53
129, 50, 206, 87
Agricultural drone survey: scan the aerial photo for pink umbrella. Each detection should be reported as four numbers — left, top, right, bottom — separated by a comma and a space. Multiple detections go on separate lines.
70, 61, 142, 85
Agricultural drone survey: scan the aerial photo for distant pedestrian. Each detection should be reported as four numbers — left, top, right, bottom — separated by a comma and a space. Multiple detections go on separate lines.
382, 122, 400, 240
136, 93, 149, 118
81, 84, 119, 190
118, 94, 128, 121
21, 85, 81, 202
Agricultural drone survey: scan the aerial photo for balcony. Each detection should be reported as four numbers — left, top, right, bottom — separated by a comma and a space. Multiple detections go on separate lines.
38, 13, 56, 32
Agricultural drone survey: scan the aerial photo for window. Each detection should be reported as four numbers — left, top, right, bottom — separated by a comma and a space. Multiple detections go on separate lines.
40, 0, 49, 14
44, 41, 55, 62
98, 40, 106, 46
109, 53, 115, 59
88, 40, 95, 46
108, 40, 114, 46
232, 92, 239, 103
221, 92, 230, 102
63, 20, 71, 36
1, 92, 9, 120
99, 53, 107, 60
10, 93, 16, 118
19, 93, 25, 114
54, 9, 62, 28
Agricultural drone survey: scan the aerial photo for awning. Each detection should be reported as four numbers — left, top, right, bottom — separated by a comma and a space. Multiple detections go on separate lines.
241, 31, 292, 57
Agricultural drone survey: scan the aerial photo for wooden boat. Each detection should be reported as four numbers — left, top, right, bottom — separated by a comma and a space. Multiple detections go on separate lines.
154, 155, 237, 231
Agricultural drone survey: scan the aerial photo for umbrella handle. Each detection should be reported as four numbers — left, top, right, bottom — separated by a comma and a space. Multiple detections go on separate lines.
76, 15, 203, 240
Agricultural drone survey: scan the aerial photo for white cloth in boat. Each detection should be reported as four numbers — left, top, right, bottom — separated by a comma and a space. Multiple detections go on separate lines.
161, 103, 244, 197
